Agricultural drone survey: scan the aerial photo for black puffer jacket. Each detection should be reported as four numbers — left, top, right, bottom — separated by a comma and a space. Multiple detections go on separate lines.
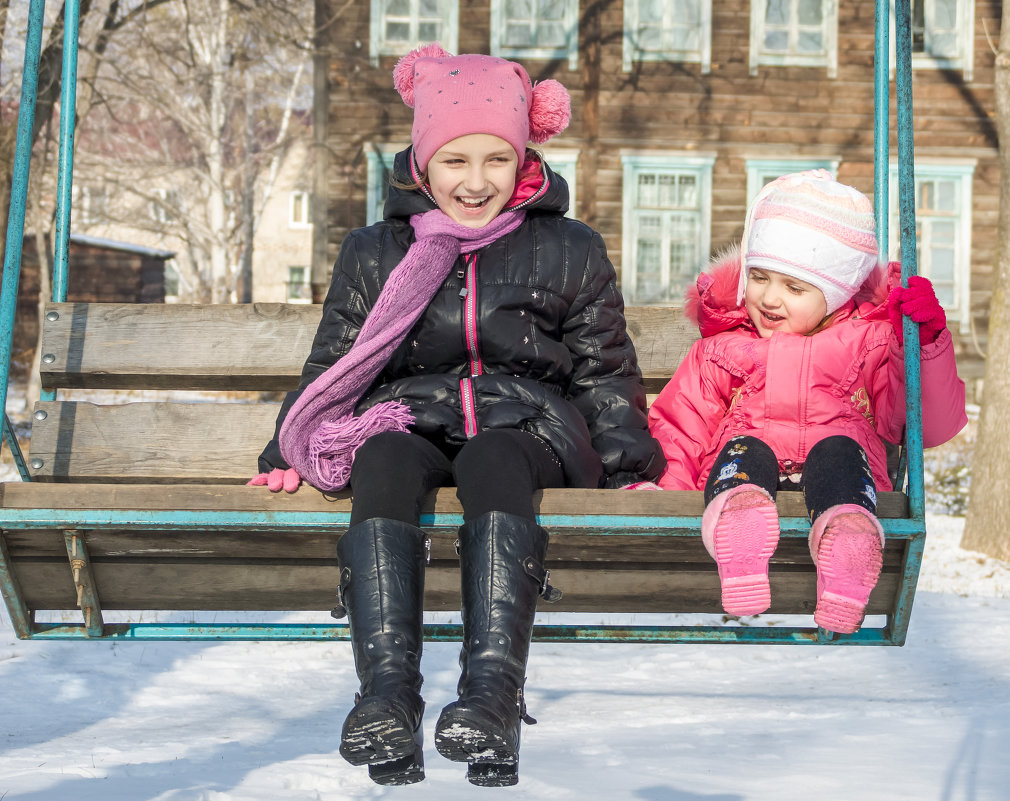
259, 148, 665, 488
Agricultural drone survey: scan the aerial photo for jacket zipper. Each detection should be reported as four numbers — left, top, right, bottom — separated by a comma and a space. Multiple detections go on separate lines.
459, 252, 482, 438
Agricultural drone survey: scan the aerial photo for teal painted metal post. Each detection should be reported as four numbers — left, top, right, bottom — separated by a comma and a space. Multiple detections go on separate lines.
52, 0, 82, 302
873, 0, 889, 259
893, 0, 926, 521
0, 0, 47, 457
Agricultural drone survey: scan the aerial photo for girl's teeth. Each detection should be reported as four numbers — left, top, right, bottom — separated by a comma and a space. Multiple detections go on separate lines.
459, 198, 487, 209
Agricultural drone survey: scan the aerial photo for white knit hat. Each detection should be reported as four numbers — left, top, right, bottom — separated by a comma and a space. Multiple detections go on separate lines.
738, 170, 880, 315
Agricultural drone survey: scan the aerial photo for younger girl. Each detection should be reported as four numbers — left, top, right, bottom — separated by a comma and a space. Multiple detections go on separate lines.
647, 171, 966, 633
250, 44, 664, 786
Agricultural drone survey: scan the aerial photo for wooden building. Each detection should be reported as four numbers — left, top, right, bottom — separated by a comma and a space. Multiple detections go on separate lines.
315, 0, 995, 399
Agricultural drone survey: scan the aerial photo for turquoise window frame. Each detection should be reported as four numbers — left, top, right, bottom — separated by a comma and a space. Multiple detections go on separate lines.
749, 0, 839, 78
622, 0, 712, 73
620, 152, 715, 306
369, 0, 459, 65
744, 157, 840, 205
490, 0, 579, 70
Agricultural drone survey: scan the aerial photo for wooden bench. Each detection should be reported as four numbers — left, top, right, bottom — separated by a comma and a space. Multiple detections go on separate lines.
0, 301, 924, 645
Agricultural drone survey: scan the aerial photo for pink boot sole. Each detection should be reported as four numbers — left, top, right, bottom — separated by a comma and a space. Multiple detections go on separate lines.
811, 509, 884, 634
705, 487, 780, 616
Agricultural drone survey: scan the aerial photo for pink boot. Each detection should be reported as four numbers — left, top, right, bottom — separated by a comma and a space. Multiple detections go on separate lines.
808, 505, 885, 634
701, 484, 780, 616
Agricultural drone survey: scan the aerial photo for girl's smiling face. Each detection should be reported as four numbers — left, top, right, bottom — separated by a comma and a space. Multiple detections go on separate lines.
744, 267, 829, 337
426, 134, 519, 228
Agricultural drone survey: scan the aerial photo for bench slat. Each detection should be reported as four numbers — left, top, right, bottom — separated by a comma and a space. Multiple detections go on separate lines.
39, 302, 696, 393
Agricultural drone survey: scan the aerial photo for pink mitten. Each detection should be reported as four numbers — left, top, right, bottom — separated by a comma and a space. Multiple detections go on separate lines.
886, 275, 946, 346
622, 481, 663, 491
247, 467, 302, 493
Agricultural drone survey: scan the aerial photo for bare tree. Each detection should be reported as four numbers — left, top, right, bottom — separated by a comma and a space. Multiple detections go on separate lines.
72, 0, 313, 302
962, 6, 1010, 558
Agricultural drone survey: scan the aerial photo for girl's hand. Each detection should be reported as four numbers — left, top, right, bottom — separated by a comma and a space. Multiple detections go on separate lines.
247, 467, 302, 493
887, 276, 947, 345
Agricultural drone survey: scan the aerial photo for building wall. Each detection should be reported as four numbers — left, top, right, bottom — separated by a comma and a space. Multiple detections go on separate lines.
322, 0, 996, 399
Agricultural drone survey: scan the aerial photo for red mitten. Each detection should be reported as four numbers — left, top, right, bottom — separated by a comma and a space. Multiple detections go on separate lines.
622, 481, 663, 491
247, 467, 302, 493
886, 275, 947, 345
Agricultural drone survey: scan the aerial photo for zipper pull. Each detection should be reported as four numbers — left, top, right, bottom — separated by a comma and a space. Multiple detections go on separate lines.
459, 287, 468, 299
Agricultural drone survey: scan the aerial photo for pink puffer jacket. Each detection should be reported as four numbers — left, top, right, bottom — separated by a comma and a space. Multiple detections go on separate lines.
648, 252, 968, 491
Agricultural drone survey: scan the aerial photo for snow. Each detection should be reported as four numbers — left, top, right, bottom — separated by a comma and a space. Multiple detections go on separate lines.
2, 514, 1009, 800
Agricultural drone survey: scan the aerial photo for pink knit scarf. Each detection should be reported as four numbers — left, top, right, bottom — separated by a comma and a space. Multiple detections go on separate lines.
279, 208, 526, 491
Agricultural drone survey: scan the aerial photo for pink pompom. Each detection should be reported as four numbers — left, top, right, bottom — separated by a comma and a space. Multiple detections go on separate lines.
393, 42, 451, 108
528, 79, 571, 143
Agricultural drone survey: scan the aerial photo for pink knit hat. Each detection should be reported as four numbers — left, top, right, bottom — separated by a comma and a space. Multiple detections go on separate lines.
738, 170, 880, 315
393, 43, 571, 170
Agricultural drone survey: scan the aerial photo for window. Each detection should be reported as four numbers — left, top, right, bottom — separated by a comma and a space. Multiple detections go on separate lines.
750, 0, 838, 78
287, 266, 313, 303
744, 157, 840, 205
888, 162, 975, 333
290, 191, 311, 228
891, 0, 974, 80
164, 261, 181, 303
370, 0, 459, 64
365, 145, 404, 225
151, 189, 180, 225
621, 153, 715, 305
541, 149, 579, 218
491, 0, 579, 70
623, 0, 712, 73
77, 185, 108, 225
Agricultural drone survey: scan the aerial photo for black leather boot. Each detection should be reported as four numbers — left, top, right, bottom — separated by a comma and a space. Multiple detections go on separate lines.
334, 518, 428, 785
434, 511, 560, 787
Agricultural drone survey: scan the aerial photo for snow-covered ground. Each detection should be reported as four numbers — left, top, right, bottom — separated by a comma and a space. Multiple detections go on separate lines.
2, 513, 1009, 800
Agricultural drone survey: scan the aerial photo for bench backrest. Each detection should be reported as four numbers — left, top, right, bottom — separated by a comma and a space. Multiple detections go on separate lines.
28, 302, 700, 483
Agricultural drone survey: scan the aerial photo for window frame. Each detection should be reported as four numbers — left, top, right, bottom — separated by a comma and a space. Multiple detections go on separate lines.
744, 157, 841, 205
289, 191, 311, 229
888, 160, 975, 334
749, 0, 839, 78
620, 151, 716, 306
889, 0, 975, 81
541, 148, 579, 218
369, 0, 459, 65
286, 265, 313, 304
490, 0, 579, 70
365, 144, 407, 226
622, 0, 712, 73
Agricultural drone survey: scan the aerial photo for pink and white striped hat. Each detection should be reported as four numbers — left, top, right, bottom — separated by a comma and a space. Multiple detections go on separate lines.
737, 170, 880, 315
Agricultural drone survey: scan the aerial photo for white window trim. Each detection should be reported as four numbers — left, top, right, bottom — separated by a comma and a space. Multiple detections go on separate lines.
622, 0, 712, 73
749, 0, 838, 78
289, 191, 311, 229
490, 0, 579, 70
744, 156, 841, 205
888, 159, 975, 334
369, 0, 459, 65
620, 150, 716, 306
889, 0, 975, 82
541, 148, 579, 218
365, 143, 408, 225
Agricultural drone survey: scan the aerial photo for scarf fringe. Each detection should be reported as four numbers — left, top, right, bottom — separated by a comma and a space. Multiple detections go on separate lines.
306, 401, 415, 491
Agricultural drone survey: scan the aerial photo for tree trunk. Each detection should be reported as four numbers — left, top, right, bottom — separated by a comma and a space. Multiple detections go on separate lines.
962, 7, 1010, 558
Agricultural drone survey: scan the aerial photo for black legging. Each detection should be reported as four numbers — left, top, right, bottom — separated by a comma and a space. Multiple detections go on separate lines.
348, 428, 566, 526
703, 435, 877, 523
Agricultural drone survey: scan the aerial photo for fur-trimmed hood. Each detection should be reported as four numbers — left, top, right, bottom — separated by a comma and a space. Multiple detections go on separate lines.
684, 247, 898, 338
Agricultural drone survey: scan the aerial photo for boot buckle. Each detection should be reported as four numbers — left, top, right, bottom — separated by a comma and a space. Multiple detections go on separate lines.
424, 537, 432, 565
523, 557, 563, 603
330, 584, 347, 619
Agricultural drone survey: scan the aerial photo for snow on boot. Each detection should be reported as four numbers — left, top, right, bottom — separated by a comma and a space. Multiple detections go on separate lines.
434, 511, 560, 787
701, 483, 780, 616
808, 504, 885, 634
334, 518, 428, 785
